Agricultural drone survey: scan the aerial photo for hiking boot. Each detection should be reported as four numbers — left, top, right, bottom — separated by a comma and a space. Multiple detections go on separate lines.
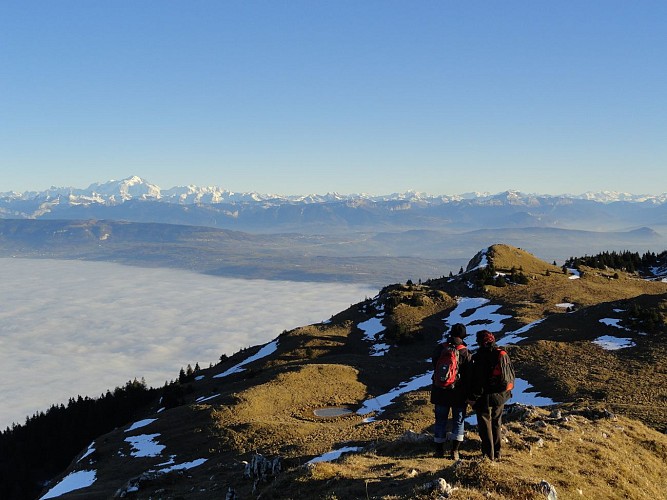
450, 440, 461, 460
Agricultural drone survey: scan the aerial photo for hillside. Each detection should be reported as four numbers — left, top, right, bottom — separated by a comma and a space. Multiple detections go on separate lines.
6, 244, 667, 499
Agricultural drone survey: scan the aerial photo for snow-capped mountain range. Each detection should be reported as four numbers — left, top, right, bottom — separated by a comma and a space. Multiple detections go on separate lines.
3, 175, 667, 205
1, 176, 666, 236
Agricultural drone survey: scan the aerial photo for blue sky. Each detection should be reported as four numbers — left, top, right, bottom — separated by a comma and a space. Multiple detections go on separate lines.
2, 1, 666, 195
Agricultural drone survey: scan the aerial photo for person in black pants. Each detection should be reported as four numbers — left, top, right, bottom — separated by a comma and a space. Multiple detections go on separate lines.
466, 330, 512, 461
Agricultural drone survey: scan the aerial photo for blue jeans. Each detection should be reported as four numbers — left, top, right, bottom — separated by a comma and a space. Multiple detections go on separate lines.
434, 404, 466, 443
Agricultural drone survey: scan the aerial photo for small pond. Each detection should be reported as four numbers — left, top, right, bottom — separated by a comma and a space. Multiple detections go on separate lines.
313, 407, 354, 418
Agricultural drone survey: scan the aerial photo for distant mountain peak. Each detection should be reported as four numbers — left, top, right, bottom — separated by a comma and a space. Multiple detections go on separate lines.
2, 176, 667, 204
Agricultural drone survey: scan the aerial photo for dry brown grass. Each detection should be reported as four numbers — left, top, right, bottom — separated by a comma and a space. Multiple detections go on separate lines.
45, 244, 667, 499
257, 404, 667, 499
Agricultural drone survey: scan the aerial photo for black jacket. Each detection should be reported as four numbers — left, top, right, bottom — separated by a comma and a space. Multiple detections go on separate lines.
468, 343, 512, 409
430, 341, 472, 407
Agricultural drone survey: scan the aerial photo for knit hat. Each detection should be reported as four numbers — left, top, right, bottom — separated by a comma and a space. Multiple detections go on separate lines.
476, 330, 495, 346
449, 323, 467, 339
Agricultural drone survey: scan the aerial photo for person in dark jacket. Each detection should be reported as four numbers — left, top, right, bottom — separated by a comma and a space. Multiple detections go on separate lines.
430, 323, 472, 459
467, 329, 512, 461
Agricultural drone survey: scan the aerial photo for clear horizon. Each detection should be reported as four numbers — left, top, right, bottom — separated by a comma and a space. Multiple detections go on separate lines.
2, 2, 666, 195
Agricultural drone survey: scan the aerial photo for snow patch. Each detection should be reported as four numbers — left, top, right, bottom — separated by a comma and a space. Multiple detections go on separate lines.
39, 470, 96, 499
196, 394, 220, 403
357, 316, 390, 356
599, 318, 631, 331
593, 336, 636, 350
357, 373, 433, 417
77, 442, 95, 463
125, 434, 165, 458
157, 458, 207, 473
500, 318, 545, 345
466, 378, 557, 425
307, 446, 363, 464
125, 418, 157, 432
444, 297, 511, 339
214, 340, 279, 378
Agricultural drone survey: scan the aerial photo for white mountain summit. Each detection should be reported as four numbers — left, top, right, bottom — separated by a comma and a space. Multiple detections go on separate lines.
2, 175, 666, 205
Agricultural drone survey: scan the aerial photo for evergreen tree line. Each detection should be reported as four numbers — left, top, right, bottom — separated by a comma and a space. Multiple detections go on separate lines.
0, 379, 157, 500
565, 250, 667, 273
626, 302, 664, 333
475, 264, 530, 288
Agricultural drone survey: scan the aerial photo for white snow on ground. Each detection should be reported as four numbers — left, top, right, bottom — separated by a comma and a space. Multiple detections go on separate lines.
358, 317, 384, 341
76, 442, 95, 463
356, 297, 556, 424
593, 336, 636, 350
125, 434, 165, 457
466, 378, 557, 425
500, 318, 545, 345
356, 373, 433, 420
195, 375, 205, 381
148, 456, 207, 474
195, 394, 220, 403
357, 316, 390, 355
214, 340, 279, 378
600, 315, 646, 336
467, 251, 489, 272
356, 293, 518, 357
370, 343, 391, 356
157, 458, 208, 472
39, 470, 97, 499
556, 303, 574, 309
599, 318, 631, 331
125, 418, 157, 432
509, 378, 556, 406
307, 446, 363, 464
567, 268, 580, 279
444, 297, 512, 339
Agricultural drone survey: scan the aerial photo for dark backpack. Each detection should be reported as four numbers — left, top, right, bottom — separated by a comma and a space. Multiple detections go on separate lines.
433, 343, 465, 389
489, 347, 515, 393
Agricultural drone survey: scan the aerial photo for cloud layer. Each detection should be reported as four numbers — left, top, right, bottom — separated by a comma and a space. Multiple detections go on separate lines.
0, 258, 376, 428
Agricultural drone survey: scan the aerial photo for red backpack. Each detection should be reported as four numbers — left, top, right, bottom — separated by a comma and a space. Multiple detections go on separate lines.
490, 348, 515, 392
433, 343, 465, 389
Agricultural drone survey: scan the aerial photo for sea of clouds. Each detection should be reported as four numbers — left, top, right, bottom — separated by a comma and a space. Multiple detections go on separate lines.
0, 258, 377, 428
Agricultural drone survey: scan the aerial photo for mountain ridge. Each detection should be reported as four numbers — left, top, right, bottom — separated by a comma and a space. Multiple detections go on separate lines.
3, 178, 667, 247
3, 243, 666, 499
3, 176, 667, 204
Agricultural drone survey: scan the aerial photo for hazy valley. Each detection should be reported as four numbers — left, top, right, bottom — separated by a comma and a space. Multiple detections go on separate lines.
2, 177, 666, 286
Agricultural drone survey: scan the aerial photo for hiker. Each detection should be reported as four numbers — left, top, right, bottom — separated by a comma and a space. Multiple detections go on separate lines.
467, 330, 515, 461
430, 323, 472, 459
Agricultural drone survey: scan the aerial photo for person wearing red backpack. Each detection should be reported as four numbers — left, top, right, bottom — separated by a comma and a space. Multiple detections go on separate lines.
430, 323, 472, 459
466, 329, 515, 461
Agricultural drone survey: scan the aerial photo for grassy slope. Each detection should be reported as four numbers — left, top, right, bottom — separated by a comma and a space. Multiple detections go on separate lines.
46, 244, 667, 499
